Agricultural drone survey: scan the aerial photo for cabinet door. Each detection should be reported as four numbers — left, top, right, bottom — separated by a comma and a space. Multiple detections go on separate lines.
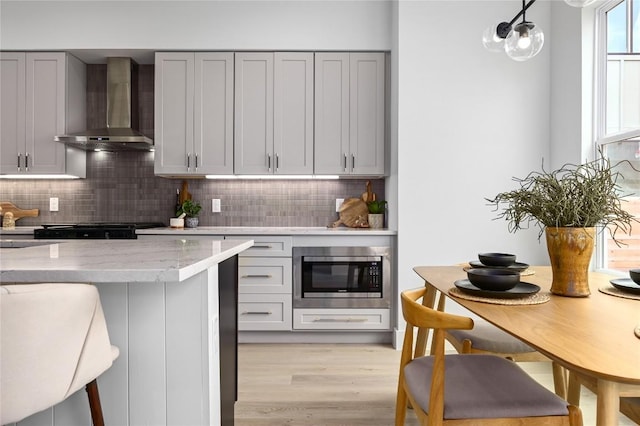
238, 257, 292, 294
349, 53, 385, 175
314, 53, 350, 175
25, 53, 66, 174
194, 53, 234, 175
154, 52, 195, 175
0, 52, 25, 174
238, 294, 292, 331
234, 53, 274, 174
273, 52, 313, 174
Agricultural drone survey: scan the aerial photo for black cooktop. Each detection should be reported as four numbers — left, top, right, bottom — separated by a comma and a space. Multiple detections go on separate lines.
34, 222, 165, 239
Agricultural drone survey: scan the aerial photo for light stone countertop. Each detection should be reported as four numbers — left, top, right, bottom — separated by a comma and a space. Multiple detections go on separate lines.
137, 226, 397, 236
0, 226, 397, 237
0, 238, 253, 284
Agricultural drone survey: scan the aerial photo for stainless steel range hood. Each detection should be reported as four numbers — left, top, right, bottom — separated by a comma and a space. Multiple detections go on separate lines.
55, 57, 153, 151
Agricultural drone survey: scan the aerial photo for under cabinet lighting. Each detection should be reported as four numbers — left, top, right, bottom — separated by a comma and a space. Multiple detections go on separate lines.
205, 175, 340, 180
0, 174, 80, 179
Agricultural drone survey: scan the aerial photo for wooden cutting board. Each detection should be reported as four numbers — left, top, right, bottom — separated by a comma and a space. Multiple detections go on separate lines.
0, 202, 39, 220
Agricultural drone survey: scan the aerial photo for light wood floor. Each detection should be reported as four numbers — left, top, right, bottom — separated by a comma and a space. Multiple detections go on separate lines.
235, 343, 637, 426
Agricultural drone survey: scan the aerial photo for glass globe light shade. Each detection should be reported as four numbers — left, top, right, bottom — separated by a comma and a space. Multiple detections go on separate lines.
564, 0, 597, 7
482, 24, 506, 53
505, 22, 544, 61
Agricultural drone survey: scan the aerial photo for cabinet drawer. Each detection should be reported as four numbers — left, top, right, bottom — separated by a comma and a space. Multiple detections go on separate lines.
238, 257, 292, 294
233, 236, 292, 257
293, 308, 390, 330
238, 294, 292, 331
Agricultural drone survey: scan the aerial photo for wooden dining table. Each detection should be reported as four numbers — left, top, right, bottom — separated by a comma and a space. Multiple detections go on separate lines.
413, 265, 640, 426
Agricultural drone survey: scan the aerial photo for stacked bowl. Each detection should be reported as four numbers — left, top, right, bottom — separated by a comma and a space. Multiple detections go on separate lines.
466, 253, 520, 291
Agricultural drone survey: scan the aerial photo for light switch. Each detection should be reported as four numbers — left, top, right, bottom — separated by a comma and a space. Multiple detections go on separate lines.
49, 197, 59, 212
335, 198, 344, 212
212, 199, 221, 213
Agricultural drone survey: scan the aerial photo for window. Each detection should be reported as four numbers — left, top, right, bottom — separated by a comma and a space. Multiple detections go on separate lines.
595, 0, 640, 271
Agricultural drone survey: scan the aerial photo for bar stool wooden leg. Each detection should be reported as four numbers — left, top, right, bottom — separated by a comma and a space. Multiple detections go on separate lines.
86, 379, 105, 426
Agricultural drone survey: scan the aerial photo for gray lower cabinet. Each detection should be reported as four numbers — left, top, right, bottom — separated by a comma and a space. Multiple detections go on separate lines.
314, 52, 386, 176
0, 51, 86, 177
234, 52, 313, 175
293, 308, 391, 330
154, 52, 234, 176
232, 236, 293, 331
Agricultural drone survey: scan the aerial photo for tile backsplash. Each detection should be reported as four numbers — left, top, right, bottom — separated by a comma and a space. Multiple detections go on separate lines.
0, 151, 385, 227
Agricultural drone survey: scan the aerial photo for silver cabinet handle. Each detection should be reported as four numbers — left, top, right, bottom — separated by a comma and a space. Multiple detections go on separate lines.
276, 154, 279, 171
25, 153, 29, 171
351, 154, 355, 171
343, 154, 347, 171
195, 154, 198, 170
17, 153, 21, 171
252, 245, 273, 249
187, 153, 191, 170
241, 311, 272, 315
242, 274, 272, 278
313, 318, 368, 323
267, 154, 272, 172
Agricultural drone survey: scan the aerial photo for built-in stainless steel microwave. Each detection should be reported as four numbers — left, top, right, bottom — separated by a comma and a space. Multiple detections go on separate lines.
293, 246, 391, 309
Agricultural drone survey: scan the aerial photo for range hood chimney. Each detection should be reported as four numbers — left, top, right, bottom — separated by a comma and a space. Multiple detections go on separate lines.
55, 57, 153, 151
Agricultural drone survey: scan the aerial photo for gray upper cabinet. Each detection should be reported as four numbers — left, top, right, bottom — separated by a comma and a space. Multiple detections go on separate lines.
314, 52, 385, 176
154, 52, 234, 176
0, 52, 86, 177
234, 52, 313, 175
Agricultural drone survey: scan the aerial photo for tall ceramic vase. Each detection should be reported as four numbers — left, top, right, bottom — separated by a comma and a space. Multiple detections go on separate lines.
545, 227, 595, 297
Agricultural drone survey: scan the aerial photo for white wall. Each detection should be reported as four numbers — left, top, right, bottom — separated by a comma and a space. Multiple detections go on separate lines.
391, 0, 595, 337
393, 0, 555, 330
0, 0, 391, 58
549, 1, 595, 168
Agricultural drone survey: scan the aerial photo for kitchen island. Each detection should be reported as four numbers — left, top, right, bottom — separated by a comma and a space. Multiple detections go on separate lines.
0, 238, 253, 426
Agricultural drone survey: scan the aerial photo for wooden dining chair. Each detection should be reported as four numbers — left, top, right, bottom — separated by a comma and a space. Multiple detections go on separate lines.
431, 289, 569, 398
620, 397, 640, 424
396, 287, 583, 426
414, 279, 568, 398
567, 370, 640, 423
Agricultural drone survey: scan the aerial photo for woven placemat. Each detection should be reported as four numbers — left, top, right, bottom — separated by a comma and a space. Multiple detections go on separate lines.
598, 286, 640, 301
461, 264, 535, 276
449, 287, 551, 305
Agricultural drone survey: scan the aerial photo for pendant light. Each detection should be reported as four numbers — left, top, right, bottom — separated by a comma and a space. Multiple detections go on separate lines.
505, 17, 544, 61
484, 0, 594, 61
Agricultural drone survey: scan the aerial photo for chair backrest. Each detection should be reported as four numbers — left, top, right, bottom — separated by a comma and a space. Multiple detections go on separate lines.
1, 283, 116, 424
399, 287, 474, 422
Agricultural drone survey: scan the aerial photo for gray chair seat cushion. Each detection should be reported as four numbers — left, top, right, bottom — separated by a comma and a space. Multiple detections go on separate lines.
448, 322, 535, 354
404, 354, 569, 420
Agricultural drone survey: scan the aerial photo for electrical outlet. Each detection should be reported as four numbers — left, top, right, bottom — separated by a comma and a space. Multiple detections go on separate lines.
212, 199, 221, 213
49, 197, 59, 212
335, 198, 344, 212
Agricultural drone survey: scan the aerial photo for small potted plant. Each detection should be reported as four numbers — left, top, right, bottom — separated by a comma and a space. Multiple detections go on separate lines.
177, 199, 202, 228
367, 200, 387, 229
486, 152, 637, 296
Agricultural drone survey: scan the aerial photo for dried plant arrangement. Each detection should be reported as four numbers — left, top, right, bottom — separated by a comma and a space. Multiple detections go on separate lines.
486, 151, 638, 245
